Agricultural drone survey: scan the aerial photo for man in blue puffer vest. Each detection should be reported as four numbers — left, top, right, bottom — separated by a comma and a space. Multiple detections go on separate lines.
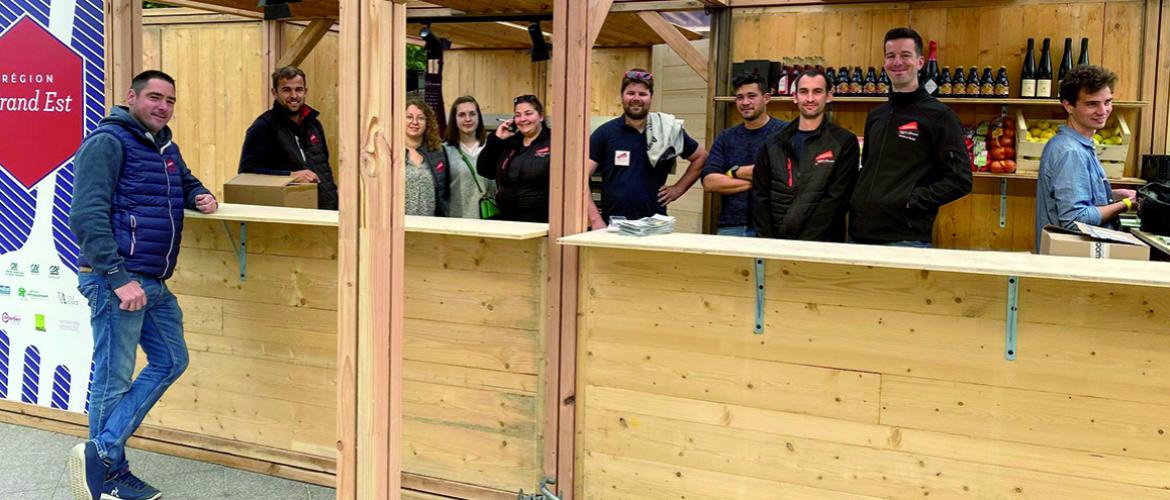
66, 70, 218, 500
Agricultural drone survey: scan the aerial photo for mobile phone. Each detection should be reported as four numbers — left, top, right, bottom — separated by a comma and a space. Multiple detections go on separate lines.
498, 118, 518, 133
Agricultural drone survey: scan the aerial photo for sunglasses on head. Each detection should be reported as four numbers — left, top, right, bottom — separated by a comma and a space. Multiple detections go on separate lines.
624, 70, 653, 81
513, 94, 538, 104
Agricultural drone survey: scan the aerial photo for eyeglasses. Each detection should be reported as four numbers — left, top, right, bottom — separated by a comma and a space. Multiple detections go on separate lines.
513, 94, 538, 104
624, 70, 653, 81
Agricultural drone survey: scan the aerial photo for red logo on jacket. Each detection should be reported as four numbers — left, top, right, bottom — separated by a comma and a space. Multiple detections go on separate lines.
435, 161, 445, 173
166, 159, 177, 173
309, 133, 320, 146
898, 121, 919, 131
535, 146, 550, 158
814, 150, 835, 164
897, 121, 920, 141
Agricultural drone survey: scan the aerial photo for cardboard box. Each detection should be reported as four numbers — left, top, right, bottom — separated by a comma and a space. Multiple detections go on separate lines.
1039, 225, 1150, 261
223, 174, 317, 209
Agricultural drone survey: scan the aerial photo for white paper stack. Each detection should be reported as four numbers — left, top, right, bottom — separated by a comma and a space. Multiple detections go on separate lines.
612, 214, 676, 237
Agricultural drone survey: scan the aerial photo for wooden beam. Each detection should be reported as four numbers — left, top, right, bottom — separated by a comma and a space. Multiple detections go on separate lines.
587, 0, 616, 49
702, 7, 731, 234
153, 0, 263, 19
635, 11, 709, 82
610, 0, 708, 12
277, 19, 334, 68
699, 0, 729, 5
1136, 0, 1160, 159
261, 21, 283, 107
104, 0, 142, 110
1153, 0, 1170, 154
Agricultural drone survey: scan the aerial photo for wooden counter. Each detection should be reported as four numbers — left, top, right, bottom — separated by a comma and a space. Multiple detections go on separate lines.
564, 231, 1170, 499
144, 210, 549, 495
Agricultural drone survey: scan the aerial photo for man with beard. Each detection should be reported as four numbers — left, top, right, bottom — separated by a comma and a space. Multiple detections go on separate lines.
587, 69, 708, 228
700, 73, 785, 236
239, 66, 338, 210
752, 68, 859, 241
1035, 65, 1135, 249
848, 28, 971, 247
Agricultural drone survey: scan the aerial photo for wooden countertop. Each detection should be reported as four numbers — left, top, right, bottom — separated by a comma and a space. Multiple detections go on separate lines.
560, 230, 1170, 288
186, 203, 549, 240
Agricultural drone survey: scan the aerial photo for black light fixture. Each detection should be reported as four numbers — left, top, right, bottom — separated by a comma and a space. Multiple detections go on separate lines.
420, 23, 448, 59
528, 22, 550, 62
258, 0, 300, 20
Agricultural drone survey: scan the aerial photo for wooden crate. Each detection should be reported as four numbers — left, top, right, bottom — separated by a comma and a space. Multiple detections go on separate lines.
1016, 109, 1130, 178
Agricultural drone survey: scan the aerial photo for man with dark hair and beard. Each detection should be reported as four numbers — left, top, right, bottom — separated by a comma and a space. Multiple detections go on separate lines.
752, 68, 859, 241
701, 73, 785, 236
238, 66, 339, 210
587, 69, 708, 229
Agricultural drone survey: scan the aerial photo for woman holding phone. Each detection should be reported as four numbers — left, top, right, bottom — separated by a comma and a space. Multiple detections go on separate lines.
477, 94, 552, 222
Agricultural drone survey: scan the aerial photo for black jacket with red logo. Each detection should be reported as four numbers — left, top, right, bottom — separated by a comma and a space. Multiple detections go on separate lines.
849, 88, 972, 243
477, 125, 552, 223
752, 119, 859, 241
239, 102, 339, 210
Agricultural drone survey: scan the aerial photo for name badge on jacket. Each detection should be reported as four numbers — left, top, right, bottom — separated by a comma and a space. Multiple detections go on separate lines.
615, 150, 630, 167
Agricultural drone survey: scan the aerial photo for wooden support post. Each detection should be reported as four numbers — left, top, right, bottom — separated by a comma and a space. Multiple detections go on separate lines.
551, 1, 594, 498
103, 0, 142, 110
261, 20, 283, 106
702, 7, 731, 234
277, 19, 333, 68
635, 11, 709, 82
338, 0, 407, 499
1137, 0, 1160, 158
1154, 0, 1170, 154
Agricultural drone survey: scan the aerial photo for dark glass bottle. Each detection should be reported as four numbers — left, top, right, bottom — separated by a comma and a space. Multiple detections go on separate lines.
1020, 38, 1036, 98
878, 68, 890, 95
966, 67, 981, 96
824, 66, 835, 92
979, 67, 995, 97
951, 66, 966, 96
836, 67, 851, 95
995, 67, 1010, 97
863, 67, 878, 96
1037, 38, 1053, 98
849, 66, 863, 96
938, 67, 952, 97
776, 65, 790, 96
922, 40, 940, 95
1077, 37, 1090, 67
1058, 37, 1074, 87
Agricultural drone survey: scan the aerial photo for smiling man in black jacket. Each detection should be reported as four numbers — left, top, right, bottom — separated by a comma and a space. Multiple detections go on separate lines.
239, 66, 338, 210
849, 28, 972, 247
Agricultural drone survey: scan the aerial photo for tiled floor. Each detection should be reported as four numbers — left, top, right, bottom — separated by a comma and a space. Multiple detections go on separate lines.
0, 422, 336, 499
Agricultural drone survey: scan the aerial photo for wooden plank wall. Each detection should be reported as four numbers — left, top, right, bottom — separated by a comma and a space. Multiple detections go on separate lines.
652, 39, 710, 234
142, 221, 548, 494
576, 247, 1170, 499
728, 1, 1152, 251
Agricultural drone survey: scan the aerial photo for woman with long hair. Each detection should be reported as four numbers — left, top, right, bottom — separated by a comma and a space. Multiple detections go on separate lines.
404, 98, 450, 216
476, 94, 552, 222
444, 96, 497, 219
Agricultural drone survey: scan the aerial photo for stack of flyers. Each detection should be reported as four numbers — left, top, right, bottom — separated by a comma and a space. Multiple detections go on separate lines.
609, 214, 676, 237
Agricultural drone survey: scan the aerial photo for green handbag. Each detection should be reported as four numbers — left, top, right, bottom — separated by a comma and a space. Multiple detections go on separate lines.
457, 149, 500, 219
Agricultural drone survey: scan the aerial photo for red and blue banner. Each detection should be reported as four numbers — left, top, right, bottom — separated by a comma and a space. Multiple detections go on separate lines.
0, 0, 104, 413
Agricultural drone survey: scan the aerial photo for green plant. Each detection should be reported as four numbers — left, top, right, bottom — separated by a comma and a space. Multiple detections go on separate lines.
407, 45, 426, 71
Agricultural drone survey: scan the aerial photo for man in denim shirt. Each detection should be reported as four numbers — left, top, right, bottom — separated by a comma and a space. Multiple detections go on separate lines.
1035, 65, 1136, 250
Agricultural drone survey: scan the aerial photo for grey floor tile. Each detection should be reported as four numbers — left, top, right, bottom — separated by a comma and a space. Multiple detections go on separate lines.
221, 468, 311, 499
3, 487, 57, 499
0, 461, 67, 494
308, 484, 336, 500
147, 469, 230, 499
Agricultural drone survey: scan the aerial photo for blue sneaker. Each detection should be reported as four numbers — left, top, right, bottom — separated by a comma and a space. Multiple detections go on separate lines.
68, 441, 108, 500
101, 470, 162, 500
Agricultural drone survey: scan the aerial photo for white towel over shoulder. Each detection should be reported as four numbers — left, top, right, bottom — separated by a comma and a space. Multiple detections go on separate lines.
645, 111, 685, 168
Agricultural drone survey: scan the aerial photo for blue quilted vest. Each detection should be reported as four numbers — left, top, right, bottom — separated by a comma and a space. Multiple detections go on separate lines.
76, 120, 187, 280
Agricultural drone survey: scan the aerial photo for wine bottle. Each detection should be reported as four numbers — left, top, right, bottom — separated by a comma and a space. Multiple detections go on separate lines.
776, 65, 789, 96
1037, 38, 1053, 98
1058, 38, 1074, 88
980, 67, 994, 98
951, 66, 966, 96
824, 66, 835, 93
1020, 38, 1037, 98
1077, 37, 1089, 67
938, 67, 952, 97
864, 67, 878, 96
995, 67, 1010, 97
922, 40, 940, 95
966, 67, 981, 96
849, 66, 864, 96
836, 67, 851, 95
878, 68, 890, 95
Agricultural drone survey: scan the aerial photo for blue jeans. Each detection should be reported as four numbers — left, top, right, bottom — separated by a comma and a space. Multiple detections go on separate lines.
78, 272, 188, 474
885, 240, 933, 248
717, 226, 757, 237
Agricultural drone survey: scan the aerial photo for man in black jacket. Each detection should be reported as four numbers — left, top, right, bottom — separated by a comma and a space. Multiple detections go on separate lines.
239, 66, 339, 210
753, 68, 859, 241
849, 28, 972, 246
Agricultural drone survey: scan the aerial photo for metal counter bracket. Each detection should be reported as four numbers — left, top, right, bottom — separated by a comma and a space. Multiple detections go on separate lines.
999, 178, 1009, 228
220, 221, 247, 282
1005, 276, 1019, 360
754, 258, 765, 334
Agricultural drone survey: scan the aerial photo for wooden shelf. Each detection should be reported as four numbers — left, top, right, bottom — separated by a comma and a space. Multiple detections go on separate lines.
558, 230, 1170, 289
972, 172, 1147, 185
713, 96, 1150, 108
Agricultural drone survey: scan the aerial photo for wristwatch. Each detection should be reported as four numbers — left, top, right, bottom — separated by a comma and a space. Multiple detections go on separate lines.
728, 165, 741, 179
